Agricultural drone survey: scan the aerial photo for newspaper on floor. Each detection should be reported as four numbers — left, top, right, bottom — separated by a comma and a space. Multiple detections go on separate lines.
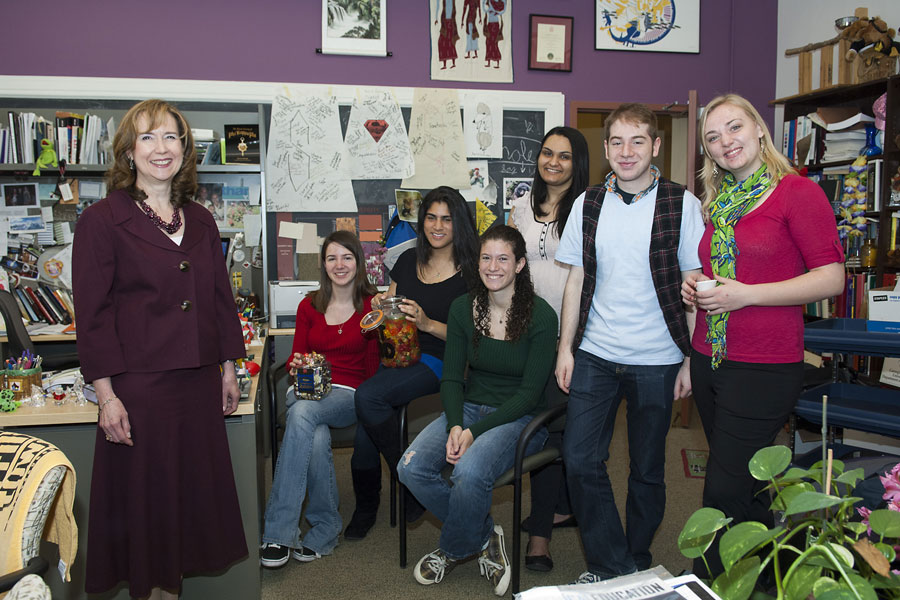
516, 568, 721, 600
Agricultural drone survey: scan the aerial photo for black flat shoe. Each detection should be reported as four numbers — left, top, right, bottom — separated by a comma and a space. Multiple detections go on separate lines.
552, 515, 577, 529
525, 554, 554, 572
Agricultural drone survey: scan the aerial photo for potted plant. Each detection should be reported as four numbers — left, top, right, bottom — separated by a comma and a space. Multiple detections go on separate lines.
677, 446, 900, 600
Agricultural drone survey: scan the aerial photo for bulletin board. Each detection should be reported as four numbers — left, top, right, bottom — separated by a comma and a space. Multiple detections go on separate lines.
262, 86, 563, 285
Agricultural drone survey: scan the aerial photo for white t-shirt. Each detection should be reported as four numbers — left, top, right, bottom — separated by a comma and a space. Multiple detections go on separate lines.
556, 186, 704, 365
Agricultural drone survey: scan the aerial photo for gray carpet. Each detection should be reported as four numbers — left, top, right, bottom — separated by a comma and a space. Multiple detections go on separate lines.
261, 398, 709, 599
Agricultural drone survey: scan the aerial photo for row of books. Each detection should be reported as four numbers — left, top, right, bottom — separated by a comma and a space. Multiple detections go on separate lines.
11, 283, 75, 326
782, 109, 876, 166
807, 271, 899, 320
811, 158, 885, 213
1, 110, 115, 166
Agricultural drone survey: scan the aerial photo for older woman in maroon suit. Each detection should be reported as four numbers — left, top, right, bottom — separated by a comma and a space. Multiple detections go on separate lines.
73, 99, 247, 600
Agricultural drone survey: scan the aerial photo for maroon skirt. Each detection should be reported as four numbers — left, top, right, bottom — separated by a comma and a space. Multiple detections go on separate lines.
85, 365, 247, 597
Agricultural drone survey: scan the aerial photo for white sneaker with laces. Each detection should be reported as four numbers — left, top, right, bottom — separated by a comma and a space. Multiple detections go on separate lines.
478, 524, 511, 596
573, 571, 604, 584
414, 548, 457, 585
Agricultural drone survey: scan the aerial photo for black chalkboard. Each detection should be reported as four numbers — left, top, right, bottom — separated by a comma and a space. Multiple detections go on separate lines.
265, 107, 545, 282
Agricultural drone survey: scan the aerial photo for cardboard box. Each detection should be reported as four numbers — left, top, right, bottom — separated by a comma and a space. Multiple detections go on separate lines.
867, 287, 900, 332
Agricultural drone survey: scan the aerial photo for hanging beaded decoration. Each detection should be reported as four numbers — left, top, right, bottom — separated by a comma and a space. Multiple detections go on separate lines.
138, 199, 182, 234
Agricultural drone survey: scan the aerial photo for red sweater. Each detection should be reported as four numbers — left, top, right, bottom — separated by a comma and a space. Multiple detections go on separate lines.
289, 295, 380, 388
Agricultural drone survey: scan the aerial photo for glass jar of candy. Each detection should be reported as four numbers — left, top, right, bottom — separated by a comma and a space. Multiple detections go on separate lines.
360, 295, 421, 368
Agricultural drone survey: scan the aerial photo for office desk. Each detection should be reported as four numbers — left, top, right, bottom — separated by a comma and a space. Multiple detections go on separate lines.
0, 341, 266, 600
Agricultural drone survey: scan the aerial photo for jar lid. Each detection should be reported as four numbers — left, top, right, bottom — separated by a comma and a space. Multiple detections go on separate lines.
360, 309, 384, 332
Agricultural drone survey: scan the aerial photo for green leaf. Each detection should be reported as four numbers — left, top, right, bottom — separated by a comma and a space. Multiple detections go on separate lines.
712, 556, 761, 600
813, 576, 841, 597
780, 466, 812, 481
784, 491, 845, 516
678, 508, 731, 559
834, 468, 865, 487
748, 446, 791, 481
719, 523, 782, 571
873, 542, 896, 563
840, 572, 878, 600
819, 589, 862, 600
827, 542, 855, 569
772, 481, 815, 512
784, 564, 821, 600
843, 522, 868, 536
868, 508, 900, 538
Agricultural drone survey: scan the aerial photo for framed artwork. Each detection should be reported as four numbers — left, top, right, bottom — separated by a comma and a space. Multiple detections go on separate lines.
321, 0, 387, 56
529, 14, 573, 72
595, 0, 700, 53
431, 0, 513, 84
503, 178, 532, 210
2, 183, 39, 208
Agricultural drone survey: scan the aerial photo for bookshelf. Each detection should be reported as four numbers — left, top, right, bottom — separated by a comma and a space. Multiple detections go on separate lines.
0, 96, 269, 325
774, 74, 900, 290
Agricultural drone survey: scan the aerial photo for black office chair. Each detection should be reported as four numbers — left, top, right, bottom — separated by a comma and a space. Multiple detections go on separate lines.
266, 361, 399, 526
0, 289, 80, 370
397, 395, 568, 596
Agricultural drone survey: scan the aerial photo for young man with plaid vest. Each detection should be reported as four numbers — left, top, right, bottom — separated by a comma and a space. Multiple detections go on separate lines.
554, 103, 705, 583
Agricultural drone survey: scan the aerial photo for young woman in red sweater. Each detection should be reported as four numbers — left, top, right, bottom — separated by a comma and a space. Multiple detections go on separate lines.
260, 230, 379, 569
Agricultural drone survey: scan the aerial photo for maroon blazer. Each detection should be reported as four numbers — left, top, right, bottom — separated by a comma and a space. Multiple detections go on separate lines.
72, 190, 246, 382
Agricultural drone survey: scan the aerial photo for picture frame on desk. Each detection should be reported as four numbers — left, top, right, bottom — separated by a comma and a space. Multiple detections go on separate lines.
320, 0, 387, 57
528, 14, 573, 72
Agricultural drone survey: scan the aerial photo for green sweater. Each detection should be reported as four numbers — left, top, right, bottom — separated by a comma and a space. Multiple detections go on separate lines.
441, 294, 558, 439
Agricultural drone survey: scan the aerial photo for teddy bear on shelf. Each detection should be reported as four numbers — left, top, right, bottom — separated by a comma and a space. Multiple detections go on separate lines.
841, 16, 900, 81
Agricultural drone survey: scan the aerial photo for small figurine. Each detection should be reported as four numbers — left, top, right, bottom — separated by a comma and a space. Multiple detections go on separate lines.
32, 138, 58, 176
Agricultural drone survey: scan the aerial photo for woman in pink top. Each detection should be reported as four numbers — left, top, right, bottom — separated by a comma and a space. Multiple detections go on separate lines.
682, 94, 844, 577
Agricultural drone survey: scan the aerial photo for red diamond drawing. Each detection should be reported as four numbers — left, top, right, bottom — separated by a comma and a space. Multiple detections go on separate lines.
364, 120, 389, 143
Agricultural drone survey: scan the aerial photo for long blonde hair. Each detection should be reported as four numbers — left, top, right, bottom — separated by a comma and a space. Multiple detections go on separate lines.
698, 94, 794, 211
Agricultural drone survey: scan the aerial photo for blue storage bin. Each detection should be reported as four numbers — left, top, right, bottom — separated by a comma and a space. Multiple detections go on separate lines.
805, 318, 900, 357
796, 383, 900, 439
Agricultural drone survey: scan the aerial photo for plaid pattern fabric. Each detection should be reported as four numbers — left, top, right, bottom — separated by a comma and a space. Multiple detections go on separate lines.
574, 173, 691, 356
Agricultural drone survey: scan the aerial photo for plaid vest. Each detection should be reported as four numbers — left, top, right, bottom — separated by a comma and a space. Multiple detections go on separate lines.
573, 177, 691, 357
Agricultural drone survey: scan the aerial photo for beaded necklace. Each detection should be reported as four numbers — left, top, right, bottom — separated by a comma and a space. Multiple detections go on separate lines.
138, 199, 182, 234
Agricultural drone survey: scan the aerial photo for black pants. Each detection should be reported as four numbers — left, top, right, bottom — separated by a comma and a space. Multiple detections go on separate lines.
690, 350, 803, 576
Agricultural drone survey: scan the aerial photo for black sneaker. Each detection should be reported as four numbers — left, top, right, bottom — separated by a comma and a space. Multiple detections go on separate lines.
573, 571, 603, 584
414, 549, 457, 585
478, 524, 511, 596
259, 543, 290, 568
292, 546, 321, 562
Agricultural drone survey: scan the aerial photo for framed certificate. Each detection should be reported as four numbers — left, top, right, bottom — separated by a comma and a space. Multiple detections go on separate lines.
528, 14, 573, 72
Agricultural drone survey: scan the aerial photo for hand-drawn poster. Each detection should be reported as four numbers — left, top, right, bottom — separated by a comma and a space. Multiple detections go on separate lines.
430, 0, 513, 83
595, 0, 700, 53
463, 94, 502, 158
401, 88, 470, 190
345, 89, 415, 179
266, 89, 357, 213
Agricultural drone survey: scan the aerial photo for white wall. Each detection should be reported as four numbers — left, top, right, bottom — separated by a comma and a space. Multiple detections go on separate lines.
775, 1, 900, 126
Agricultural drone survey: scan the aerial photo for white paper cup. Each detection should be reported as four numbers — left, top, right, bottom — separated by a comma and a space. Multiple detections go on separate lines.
695, 279, 717, 292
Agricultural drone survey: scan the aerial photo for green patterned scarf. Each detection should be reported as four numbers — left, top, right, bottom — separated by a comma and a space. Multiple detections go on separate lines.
706, 164, 772, 368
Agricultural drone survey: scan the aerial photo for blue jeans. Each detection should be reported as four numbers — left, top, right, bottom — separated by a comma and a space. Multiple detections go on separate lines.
262, 386, 356, 554
563, 351, 679, 578
397, 403, 548, 560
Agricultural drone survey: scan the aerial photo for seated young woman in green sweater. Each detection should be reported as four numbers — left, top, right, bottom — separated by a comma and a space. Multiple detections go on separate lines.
396, 225, 558, 597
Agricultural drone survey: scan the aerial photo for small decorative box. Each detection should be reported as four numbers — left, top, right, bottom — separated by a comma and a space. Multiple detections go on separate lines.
293, 352, 332, 401
2, 367, 42, 400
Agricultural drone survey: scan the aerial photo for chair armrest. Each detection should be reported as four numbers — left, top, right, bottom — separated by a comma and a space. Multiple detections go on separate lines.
0, 556, 49, 593
514, 401, 568, 480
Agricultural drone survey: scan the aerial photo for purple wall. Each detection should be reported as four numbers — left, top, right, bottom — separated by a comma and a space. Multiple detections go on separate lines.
2, 0, 778, 127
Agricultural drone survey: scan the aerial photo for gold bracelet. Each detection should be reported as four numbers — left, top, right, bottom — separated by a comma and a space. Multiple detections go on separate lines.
98, 397, 119, 411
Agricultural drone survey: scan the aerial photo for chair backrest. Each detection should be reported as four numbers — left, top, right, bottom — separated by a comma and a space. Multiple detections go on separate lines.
0, 290, 35, 358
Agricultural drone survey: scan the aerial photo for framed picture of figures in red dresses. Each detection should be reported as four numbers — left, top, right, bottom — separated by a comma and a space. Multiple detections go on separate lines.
431, 0, 513, 83
528, 14, 573, 71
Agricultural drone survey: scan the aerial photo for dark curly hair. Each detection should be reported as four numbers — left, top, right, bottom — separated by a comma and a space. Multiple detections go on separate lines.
415, 186, 479, 289
106, 99, 197, 208
472, 225, 534, 353
308, 230, 377, 314
530, 126, 590, 239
